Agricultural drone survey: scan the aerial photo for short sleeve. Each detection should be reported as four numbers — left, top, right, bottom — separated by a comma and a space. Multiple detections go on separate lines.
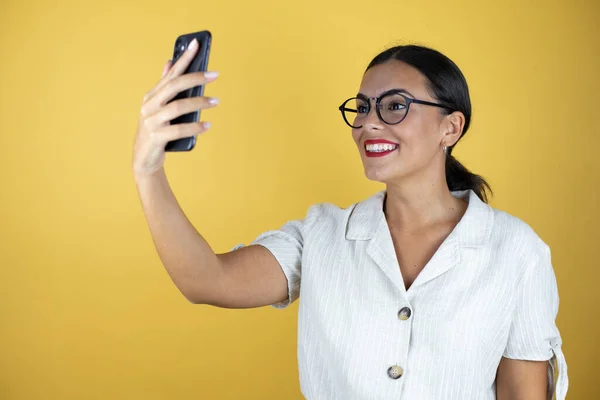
230, 205, 321, 310
503, 243, 569, 399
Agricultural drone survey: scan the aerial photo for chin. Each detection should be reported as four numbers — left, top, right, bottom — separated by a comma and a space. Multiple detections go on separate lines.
363, 166, 397, 183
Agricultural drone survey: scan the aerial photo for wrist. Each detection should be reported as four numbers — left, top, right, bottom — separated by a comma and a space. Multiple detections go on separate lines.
133, 166, 166, 187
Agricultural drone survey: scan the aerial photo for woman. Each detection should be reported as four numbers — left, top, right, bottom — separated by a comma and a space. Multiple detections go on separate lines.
133, 38, 568, 399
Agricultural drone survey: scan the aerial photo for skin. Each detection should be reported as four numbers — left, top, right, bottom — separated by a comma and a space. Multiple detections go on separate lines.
352, 60, 467, 233
133, 44, 550, 397
133, 39, 289, 309
354, 60, 548, 399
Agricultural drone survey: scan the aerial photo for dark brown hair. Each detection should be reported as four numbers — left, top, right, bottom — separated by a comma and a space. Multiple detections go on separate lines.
367, 45, 492, 203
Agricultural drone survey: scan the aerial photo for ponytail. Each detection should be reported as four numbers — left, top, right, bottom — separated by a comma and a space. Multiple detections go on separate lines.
445, 150, 492, 203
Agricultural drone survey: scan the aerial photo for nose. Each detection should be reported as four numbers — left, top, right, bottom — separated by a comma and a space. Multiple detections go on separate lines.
363, 104, 384, 131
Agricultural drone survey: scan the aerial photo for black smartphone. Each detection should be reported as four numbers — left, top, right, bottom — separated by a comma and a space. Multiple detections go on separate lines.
165, 30, 212, 152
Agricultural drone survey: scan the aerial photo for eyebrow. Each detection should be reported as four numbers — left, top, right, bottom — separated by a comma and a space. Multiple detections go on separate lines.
357, 88, 416, 99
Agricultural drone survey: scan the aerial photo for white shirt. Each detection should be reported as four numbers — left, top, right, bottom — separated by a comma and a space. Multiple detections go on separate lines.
233, 189, 568, 399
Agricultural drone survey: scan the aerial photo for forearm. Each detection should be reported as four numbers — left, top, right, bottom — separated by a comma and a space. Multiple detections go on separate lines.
135, 167, 221, 303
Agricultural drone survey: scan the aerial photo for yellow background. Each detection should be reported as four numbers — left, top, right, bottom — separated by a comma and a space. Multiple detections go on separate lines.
0, 0, 598, 398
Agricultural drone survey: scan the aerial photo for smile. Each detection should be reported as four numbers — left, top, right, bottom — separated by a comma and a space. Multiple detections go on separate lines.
364, 139, 399, 158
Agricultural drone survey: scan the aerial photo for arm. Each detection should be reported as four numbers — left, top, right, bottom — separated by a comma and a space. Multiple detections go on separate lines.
496, 357, 549, 400
133, 46, 288, 308
499, 240, 568, 399
135, 169, 288, 308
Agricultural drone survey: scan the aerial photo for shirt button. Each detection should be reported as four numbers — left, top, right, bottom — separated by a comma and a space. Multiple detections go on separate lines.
398, 307, 412, 321
387, 365, 404, 379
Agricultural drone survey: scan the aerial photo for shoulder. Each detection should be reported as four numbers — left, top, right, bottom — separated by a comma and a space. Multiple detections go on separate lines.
488, 208, 560, 313
303, 201, 349, 222
488, 205, 550, 263
301, 200, 357, 231
301, 191, 384, 235
477, 201, 557, 294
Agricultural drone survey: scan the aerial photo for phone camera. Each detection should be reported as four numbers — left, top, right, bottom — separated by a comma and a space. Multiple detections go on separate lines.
173, 40, 187, 59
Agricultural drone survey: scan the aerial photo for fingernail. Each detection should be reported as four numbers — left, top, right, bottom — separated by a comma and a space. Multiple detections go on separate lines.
208, 97, 220, 105
203, 122, 211, 129
205, 71, 219, 79
188, 38, 198, 51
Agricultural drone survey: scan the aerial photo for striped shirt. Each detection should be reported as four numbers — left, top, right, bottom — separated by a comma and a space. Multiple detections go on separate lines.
233, 189, 568, 399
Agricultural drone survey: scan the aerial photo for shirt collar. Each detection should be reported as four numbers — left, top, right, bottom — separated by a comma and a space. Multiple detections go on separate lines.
345, 189, 494, 248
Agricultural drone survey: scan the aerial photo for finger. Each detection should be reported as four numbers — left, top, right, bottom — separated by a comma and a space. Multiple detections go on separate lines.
161, 60, 172, 78
156, 121, 212, 143
141, 71, 218, 117
151, 71, 219, 109
148, 96, 219, 126
144, 40, 198, 103
151, 39, 199, 96
142, 59, 175, 104
166, 38, 199, 78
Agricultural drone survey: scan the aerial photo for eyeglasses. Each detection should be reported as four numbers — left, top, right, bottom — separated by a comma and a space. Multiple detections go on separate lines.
338, 90, 454, 129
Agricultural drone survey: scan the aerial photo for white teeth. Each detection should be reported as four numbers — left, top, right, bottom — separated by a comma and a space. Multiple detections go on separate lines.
365, 143, 398, 152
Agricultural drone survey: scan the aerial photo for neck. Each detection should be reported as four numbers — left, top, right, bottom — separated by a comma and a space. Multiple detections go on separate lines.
383, 171, 467, 232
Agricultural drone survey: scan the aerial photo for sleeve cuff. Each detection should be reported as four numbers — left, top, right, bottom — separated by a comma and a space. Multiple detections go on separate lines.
250, 232, 301, 309
503, 338, 568, 400
229, 236, 301, 310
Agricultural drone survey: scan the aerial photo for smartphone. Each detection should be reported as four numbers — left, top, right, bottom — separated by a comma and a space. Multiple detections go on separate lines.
165, 30, 212, 152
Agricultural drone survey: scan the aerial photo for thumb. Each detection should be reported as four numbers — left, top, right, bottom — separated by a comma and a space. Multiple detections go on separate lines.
161, 60, 172, 78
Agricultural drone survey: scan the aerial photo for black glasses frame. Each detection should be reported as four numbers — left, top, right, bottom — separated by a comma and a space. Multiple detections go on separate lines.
338, 90, 455, 129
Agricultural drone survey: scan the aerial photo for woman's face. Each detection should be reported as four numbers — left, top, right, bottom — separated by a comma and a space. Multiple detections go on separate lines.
351, 60, 454, 185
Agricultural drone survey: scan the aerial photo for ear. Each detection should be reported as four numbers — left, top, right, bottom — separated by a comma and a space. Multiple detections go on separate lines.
441, 111, 465, 147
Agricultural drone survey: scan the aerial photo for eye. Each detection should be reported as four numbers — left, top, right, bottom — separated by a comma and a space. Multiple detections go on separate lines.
357, 105, 369, 114
388, 102, 406, 111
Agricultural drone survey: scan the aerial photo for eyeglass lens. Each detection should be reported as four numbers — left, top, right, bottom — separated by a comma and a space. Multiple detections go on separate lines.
342, 93, 409, 127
